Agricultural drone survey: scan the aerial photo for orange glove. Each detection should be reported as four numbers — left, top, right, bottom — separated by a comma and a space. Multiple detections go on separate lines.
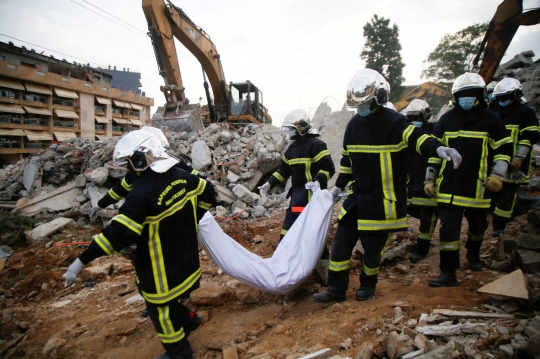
484, 174, 503, 192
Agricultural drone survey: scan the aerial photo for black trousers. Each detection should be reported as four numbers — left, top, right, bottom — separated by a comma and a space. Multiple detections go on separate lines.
438, 207, 488, 272
327, 206, 392, 293
407, 205, 438, 241
493, 182, 520, 229
146, 299, 194, 359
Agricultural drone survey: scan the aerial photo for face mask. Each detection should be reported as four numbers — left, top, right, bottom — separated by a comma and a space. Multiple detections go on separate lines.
498, 99, 511, 107
411, 121, 423, 128
458, 97, 476, 111
356, 103, 372, 117
487, 93, 494, 102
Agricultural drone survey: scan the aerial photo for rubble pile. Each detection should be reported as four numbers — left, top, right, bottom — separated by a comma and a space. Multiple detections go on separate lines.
0, 123, 290, 222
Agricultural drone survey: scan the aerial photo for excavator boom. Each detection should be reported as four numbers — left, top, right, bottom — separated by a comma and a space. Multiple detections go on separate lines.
394, 82, 450, 112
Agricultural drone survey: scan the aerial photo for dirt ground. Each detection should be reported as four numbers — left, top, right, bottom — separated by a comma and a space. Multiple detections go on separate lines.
0, 201, 537, 359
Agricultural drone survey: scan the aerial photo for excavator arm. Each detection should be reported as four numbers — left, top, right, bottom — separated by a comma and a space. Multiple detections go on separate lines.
474, 0, 540, 83
394, 82, 450, 112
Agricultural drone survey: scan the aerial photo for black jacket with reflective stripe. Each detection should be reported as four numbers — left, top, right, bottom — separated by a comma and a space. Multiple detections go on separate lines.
267, 135, 335, 208
80, 167, 217, 304
495, 102, 540, 183
98, 160, 200, 208
430, 106, 513, 208
335, 107, 442, 232
407, 122, 437, 206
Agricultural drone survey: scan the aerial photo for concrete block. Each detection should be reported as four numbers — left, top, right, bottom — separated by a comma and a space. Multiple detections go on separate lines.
245, 170, 263, 191
232, 184, 254, 203
525, 316, 540, 338
191, 140, 212, 170
16, 182, 82, 215
478, 269, 529, 300
91, 167, 109, 186
215, 185, 237, 204
226, 171, 240, 183
518, 250, 540, 274
22, 158, 42, 191
516, 233, 540, 251
223, 347, 238, 359
25, 217, 75, 243
75, 174, 87, 188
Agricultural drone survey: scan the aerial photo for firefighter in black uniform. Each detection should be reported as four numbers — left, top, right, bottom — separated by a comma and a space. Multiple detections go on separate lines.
258, 110, 335, 253
311, 69, 462, 303
486, 81, 500, 112
405, 99, 438, 263
491, 78, 540, 236
425, 73, 513, 287
64, 130, 217, 359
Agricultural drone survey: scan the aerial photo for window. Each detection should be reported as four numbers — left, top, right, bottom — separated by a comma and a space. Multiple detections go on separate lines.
112, 125, 127, 133
21, 61, 36, 68
22, 91, 47, 103
129, 110, 139, 118
0, 87, 19, 100
0, 55, 5, 61
0, 113, 21, 125
53, 97, 74, 107
0, 137, 21, 149
94, 104, 105, 112
95, 123, 105, 131
24, 116, 48, 126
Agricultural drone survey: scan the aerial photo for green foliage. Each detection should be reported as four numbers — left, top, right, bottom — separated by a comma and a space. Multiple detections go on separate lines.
421, 23, 489, 82
360, 14, 405, 101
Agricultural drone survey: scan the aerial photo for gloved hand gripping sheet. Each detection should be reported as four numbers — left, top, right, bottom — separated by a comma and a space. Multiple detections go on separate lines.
198, 189, 334, 294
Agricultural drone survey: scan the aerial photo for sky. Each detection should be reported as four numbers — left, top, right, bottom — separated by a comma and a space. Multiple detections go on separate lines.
0, 0, 539, 127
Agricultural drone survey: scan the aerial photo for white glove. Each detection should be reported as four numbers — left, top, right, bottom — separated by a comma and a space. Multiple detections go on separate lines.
89, 205, 101, 217
436, 146, 462, 169
258, 182, 271, 198
63, 258, 85, 287
305, 180, 320, 192
509, 170, 527, 184
329, 187, 342, 203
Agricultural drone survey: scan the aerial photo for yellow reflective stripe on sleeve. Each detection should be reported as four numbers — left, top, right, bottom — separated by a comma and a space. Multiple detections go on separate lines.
112, 214, 143, 235
357, 217, 408, 231
491, 136, 513, 149
418, 232, 433, 240
313, 149, 331, 162
337, 206, 347, 220
402, 125, 415, 143
318, 170, 331, 181
282, 155, 289, 164
518, 140, 531, 147
94, 233, 116, 255
108, 188, 121, 201
121, 177, 132, 191
347, 142, 407, 153
493, 155, 511, 162
272, 172, 285, 183
363, 263, 379, 276
439, 240, 460, 251
329, 259, 350, 272
520, 126, 540, 134
142, 268, 201, 304
409, 197, 438, 206
494, 207, 513, 218
342, 148, 349, 156
428, 157, 442, 165
340, 166, 352, 174
416, 134, 431, 155
198, 201, 211, 210
286, 158, 313, 165
281, 229, 288, 235
191, 169, 199, 175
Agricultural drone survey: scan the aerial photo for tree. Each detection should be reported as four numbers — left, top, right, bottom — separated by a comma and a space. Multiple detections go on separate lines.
360, 15, 405, 101
421, 23, 488, 82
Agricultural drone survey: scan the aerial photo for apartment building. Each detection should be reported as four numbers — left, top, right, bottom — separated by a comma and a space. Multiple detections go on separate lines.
0, 41, 154, 165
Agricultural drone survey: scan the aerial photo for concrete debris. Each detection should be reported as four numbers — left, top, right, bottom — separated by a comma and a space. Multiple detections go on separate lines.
0, 123, 289, 221
24, 217, 75, 243
477, 269, 530, 300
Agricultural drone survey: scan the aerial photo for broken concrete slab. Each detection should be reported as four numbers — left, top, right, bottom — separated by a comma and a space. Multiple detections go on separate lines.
22, 158, 42, 192
91, 167, 109, 186
516, 233, 540, 251
215, 185, 237, 204
477, 269, 529, 300
24, 217, 75, 243
87, 184, 109, 207
15, 182, 82, 215
517, 250, 540, 274
191, 140, 212, 170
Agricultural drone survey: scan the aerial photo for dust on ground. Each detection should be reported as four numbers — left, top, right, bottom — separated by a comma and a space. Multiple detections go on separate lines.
0, 204, 536, 359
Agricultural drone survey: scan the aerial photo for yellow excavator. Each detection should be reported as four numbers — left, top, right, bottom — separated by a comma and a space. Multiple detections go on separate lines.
142, 0, 272, 131
394, 82, 450, 113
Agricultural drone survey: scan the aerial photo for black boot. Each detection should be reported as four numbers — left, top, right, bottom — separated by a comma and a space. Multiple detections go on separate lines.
312, 288, 346, 303
409, 240, 430, 263
465, 239, 483, 271
184, 314, 202, 337
355, 286, 375, 301
492, 218, 507, 237
428, 271, 458, 287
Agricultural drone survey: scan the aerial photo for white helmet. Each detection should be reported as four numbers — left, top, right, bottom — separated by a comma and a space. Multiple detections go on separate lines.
452, 72, 486, 101
405, 99, 431, 121
493, 77, 523, 100
486, 81, 498, 93
346, 69, 381, 110
140, 126, 169, 148
113, 130, 178, 173
383, 102, 396, 111
281, 109, 318, 135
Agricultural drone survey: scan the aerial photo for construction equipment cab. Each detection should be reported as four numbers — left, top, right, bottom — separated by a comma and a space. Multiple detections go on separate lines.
142, 0, 272, 130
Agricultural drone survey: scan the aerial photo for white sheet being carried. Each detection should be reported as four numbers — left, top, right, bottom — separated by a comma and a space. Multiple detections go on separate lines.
198, 189, 334, 294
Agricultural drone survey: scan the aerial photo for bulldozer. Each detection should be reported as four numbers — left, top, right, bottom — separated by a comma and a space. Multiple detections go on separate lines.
142, 0, 272, 132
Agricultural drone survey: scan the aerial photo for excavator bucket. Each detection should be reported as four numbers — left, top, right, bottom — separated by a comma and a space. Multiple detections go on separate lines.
150, 103, 204, 132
